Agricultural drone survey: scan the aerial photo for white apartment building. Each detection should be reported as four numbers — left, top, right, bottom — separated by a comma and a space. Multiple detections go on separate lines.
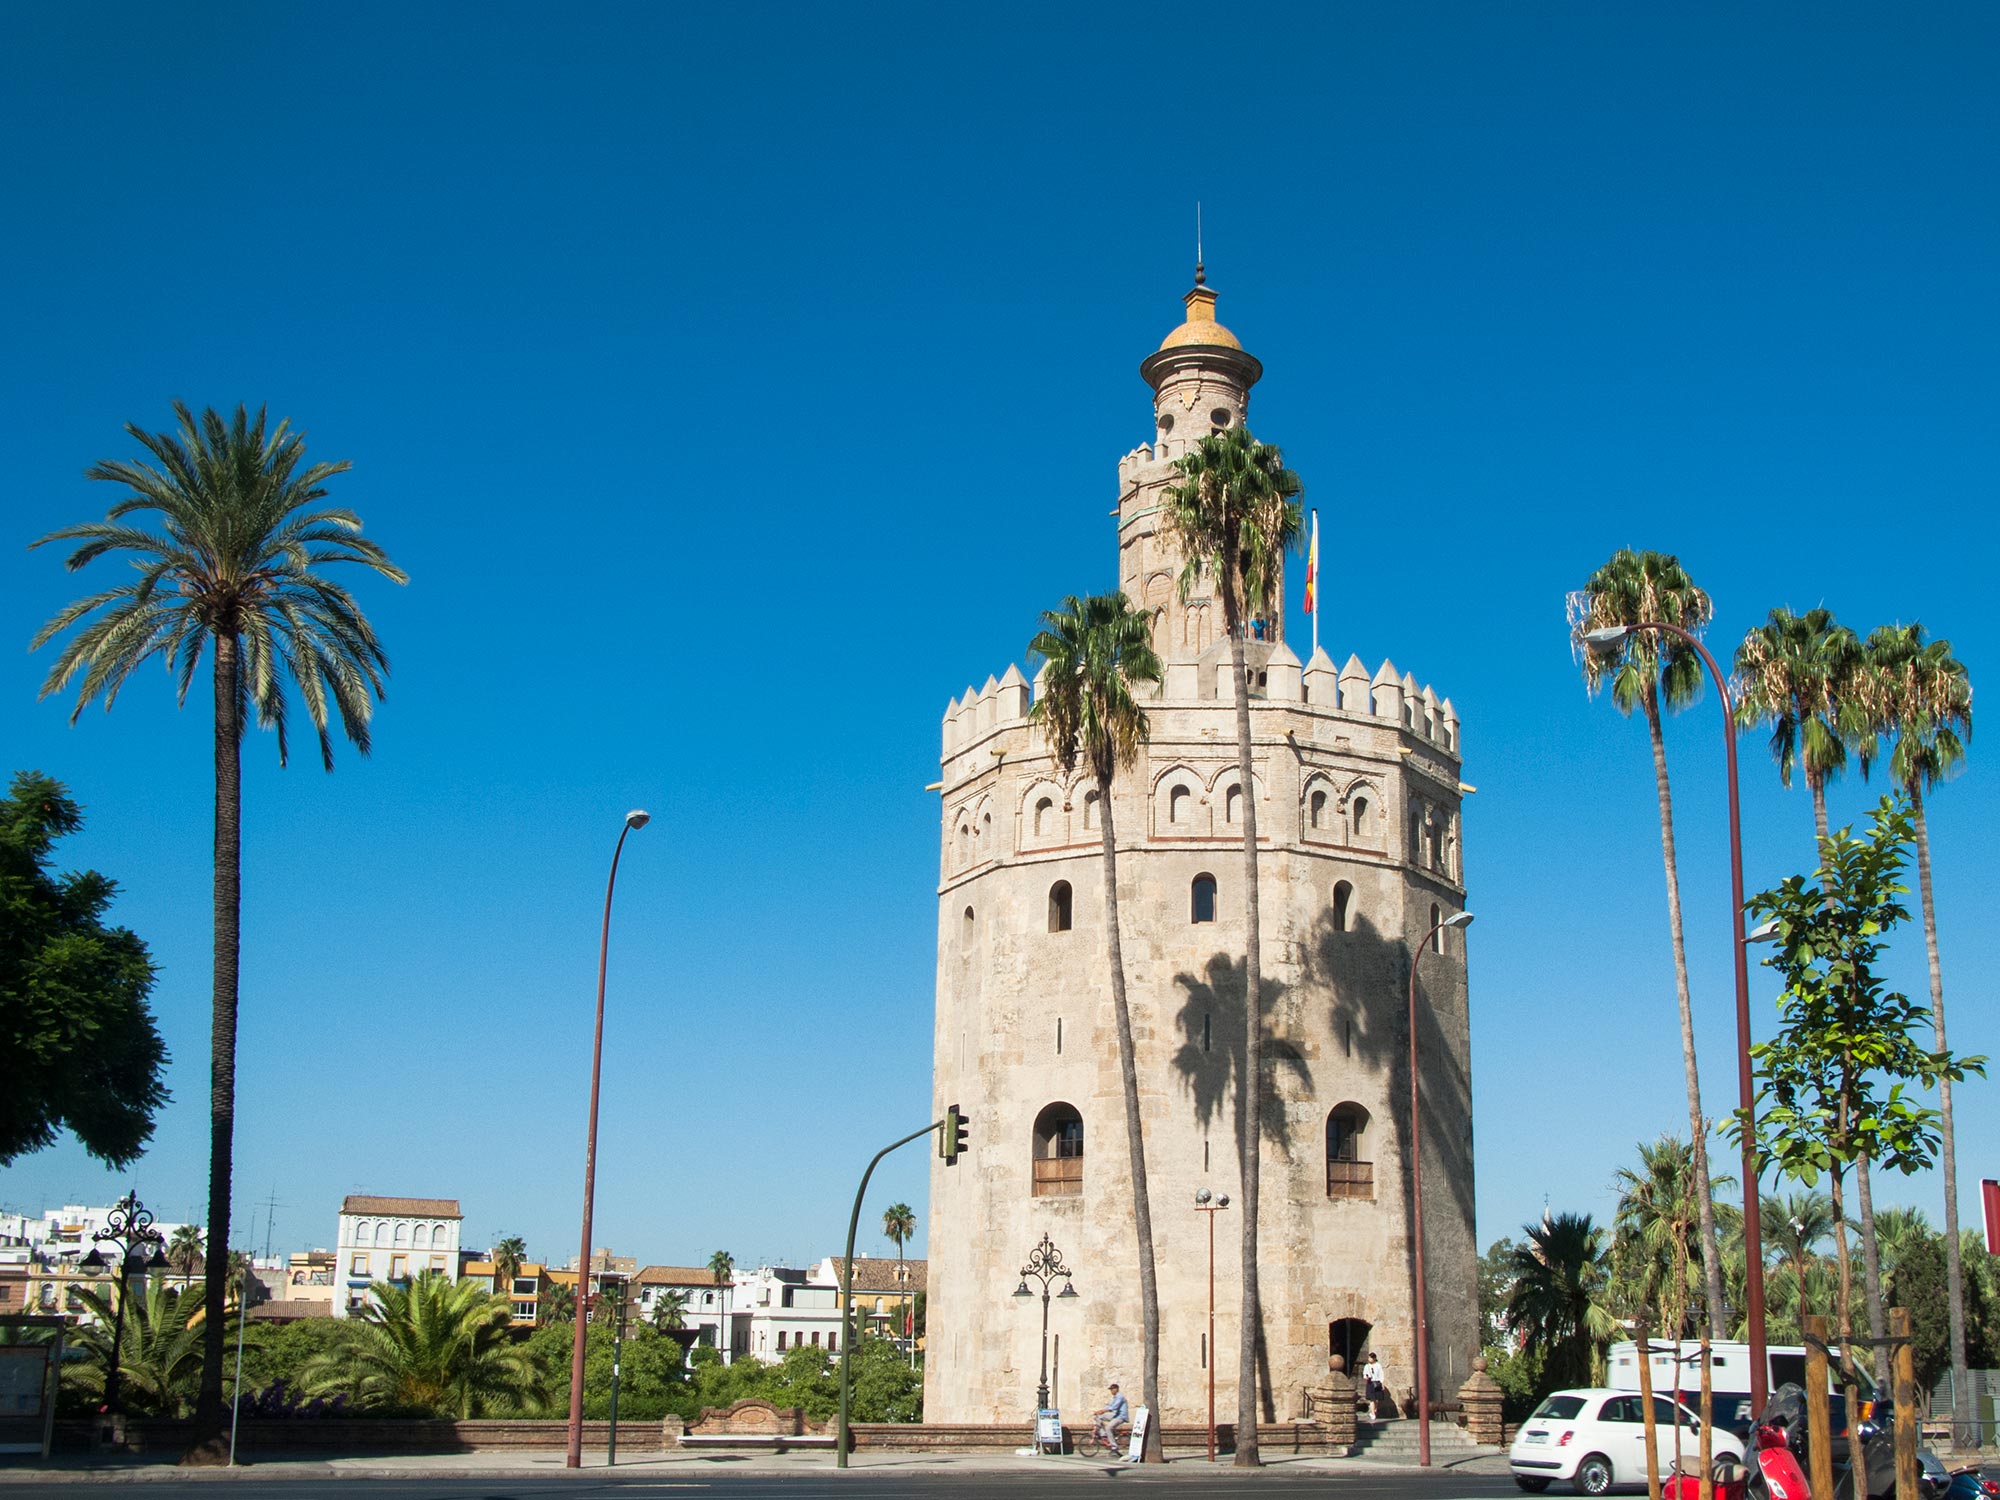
332, 1195, 462, 1319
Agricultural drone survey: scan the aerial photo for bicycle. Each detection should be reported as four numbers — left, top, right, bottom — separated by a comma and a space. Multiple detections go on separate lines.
1073, 1421, 1131, 1459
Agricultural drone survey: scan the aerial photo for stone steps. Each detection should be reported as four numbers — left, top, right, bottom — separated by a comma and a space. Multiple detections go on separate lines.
1350, 1420, 1497, 1460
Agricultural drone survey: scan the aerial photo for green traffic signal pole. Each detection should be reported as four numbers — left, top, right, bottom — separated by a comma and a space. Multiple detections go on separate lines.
835, 1115, 948, 1467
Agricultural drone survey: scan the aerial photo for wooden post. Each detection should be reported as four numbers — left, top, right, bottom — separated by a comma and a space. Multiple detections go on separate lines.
1637, 1321, 1662, 1500
1805, 1315, 1835, 1500
1699, 1337, 1714, 1500
1893, 1308, 1917, 1500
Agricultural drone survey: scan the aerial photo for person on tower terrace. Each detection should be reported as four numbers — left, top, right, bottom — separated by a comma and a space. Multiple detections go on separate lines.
1092, 1382, 1128, 1452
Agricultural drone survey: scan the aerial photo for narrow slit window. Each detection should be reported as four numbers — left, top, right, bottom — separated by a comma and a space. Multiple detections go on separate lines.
1049, 880, 1073, 933
1191, 873, 1217, 924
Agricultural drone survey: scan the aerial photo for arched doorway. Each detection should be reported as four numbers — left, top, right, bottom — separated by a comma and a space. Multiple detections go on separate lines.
1329, 1317, 1372, 1377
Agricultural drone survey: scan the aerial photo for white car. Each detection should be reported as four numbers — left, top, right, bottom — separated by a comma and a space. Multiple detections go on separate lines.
1510, 1387, 1746, 1495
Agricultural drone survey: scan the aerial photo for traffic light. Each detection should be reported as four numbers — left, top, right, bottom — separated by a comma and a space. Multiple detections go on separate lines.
941, 1103, 970, 1165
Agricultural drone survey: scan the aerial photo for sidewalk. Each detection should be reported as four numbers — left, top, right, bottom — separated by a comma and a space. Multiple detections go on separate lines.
0, 1444, 1516, 1484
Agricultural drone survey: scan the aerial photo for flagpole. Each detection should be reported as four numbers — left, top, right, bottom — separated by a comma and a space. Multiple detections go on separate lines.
1309, 508, 1319, 659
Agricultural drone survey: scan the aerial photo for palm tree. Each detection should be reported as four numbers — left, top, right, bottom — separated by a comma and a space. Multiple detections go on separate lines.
880, 1200, 918, 1369
1571, 550, 1729, 1338
1858, 622, 1974, 1439
1733, 605, 1887, 1355
1762, 1189, 1833, 1326
1505, 1212, 1614, 1392
1160, 426, 1301, 1465
491, 1234, 528, 1294
650, 1288, 690, 1333
30, 403, 406, 1455
1868, 1206, 1935, 1282
66, 1280, 214, 1416
167, 1224, 205, 1279
1029, 591, 1166, 1459
708, 1250, 735, 1362
542, 1281, 576, 1323
300, 1271, 545, 1417
1612, 1135, 1733, 1341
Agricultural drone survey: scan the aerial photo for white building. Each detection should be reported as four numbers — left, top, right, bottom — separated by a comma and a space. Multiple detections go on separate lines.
735, 1265, 843, 1363
633, 1264, 745, 1362
331, 1195, 462, 1318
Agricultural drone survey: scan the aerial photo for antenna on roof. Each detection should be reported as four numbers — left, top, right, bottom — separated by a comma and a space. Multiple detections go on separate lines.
1195, 201, 1205, 285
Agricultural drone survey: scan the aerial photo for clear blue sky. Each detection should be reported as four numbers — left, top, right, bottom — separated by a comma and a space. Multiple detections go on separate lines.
4, 4, 1995, 1270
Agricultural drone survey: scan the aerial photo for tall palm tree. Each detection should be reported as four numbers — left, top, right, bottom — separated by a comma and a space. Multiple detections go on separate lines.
708, 1250, 735, 1362
491, 1234, 528, 1294
1761, 1189, 1833, 1326
542, 1281, 576, 1323
1161, 426, 1301, 1466
1029, 591, 1166, 1459
30, 403, 406, 1456
167, 1224, 205, 1279
1571, 550, 1729, 1338
1858, 622, 1974, 1438
300, 1271, 545, 1417
650, 1288, 690, 1333
66, 1280, 215, 1417
1733, 606, 1886, 1356
1505, 1212, 1615, 1392
880, 1201, 918, 1369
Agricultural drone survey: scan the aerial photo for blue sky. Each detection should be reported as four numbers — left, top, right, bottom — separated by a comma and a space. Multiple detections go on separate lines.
3, 3, 1995, 1271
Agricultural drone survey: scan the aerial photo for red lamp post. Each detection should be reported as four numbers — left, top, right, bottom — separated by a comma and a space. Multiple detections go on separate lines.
564, 808, 650, 1470
1585, 620, 1768, 1416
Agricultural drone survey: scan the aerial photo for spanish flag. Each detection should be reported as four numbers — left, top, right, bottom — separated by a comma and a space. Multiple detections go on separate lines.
1302, 509, 1319, 615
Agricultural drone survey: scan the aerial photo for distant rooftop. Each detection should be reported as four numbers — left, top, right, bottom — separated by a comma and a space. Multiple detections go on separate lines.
340, 1195, 462, 1218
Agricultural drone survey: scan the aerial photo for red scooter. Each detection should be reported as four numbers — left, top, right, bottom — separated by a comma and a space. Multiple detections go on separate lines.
1740, 1386, 1814, 1500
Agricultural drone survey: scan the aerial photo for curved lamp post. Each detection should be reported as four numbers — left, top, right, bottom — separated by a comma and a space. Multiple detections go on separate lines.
1409, 909, 1474, 1468
565, 809, 650, 1470
1584, 620, 1768, 1414
1194, 1189, 1230, 1462
80, 1192, 167, 1414
1012, 1233, 1076, 1413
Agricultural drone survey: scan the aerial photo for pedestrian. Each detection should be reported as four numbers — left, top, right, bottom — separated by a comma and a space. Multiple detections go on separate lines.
1363, 1351, 1390, 1419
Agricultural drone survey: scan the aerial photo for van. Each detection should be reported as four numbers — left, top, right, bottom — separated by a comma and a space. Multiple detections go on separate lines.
1606, 1339, 1881, 1441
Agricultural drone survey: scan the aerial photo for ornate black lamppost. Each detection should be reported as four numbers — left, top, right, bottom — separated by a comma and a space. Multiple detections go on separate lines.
1012, 1232, 1076, 1411
79, 1192, 168, 1414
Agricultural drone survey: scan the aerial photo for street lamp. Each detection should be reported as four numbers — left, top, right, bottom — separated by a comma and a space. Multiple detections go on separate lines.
603, 1273, 630, 1466
1409, 909, 1474, 1469
1012, 1233, 1076, 1413
1584, 619, 1770, 1413
79, 1192, 168, 1415
565, 808, 650, 1470
1194, 1189, 1231, 1462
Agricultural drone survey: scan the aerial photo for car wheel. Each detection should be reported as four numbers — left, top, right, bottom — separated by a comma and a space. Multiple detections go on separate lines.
1573, 1455, 1615, 1496
1516, 1478, 1552, 1493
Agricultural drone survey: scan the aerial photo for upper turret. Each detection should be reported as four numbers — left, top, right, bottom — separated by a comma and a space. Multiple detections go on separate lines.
1138, 265, 1264, 448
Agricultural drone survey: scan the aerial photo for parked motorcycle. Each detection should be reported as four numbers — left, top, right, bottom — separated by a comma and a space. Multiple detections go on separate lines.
1743, 1386, 1814, 1500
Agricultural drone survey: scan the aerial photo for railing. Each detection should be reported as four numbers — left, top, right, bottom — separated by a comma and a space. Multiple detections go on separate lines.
1032, 1158, 1083, 1197
1326, 1159, 1374, 1200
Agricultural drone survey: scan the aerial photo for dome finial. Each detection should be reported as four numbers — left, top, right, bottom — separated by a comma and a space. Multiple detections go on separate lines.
1194, 200, 1205, 285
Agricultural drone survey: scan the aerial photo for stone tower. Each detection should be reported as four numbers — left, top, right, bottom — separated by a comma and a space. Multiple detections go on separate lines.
923, 273, 1477, 1432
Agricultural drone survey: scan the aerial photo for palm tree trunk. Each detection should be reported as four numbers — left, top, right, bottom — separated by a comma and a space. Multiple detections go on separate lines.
188, 633, 242, 1457
1219, 575, 1264, 1468
1641, 687, 1728, 1337
1910, 791, 1970, 1442
1097, 772, 1164, 1462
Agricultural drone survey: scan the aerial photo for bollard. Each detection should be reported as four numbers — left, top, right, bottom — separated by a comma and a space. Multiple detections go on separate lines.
1893, 1308, 1917, 1500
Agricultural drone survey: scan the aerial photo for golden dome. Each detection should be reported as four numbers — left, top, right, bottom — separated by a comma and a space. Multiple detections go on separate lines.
1157, 275, 1242, 352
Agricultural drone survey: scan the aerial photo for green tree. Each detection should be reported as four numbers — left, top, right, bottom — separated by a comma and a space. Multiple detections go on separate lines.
491, 1235, 528, 1293
1505, 1212, 1614, 1393
1870, 1205, 1935, 1281
1762, 1190, 1834, 1330
542, 1280, 576, 1323
879, 1200, 917, 1367
30, 403, 406, 1456
65, 1280, 215, 1416
530, 1319, 690, 1420
1858, 622, 1975, 1437
1028, 590, 1166, 1459
650, 1288, 690, 1333
1733, 606, 1897, 1347
1724, 796, 1985, 1372
0, 771, 167, 1168
1889, 1233, 1998, 1394
707, 1250, 734, 1360
1611, 1135, 1732, 1340
166, 1224, 205, 1278
300, 1270, 544, 1416
1570, 551, 1730, 1338
1160, 425, 1302, 1466
1478, 1236, 1523, 1347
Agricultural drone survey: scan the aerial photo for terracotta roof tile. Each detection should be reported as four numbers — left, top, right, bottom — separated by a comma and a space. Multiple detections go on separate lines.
340, 1195, 462, 1218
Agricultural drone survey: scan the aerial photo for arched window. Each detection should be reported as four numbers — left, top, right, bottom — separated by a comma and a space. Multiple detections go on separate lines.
394, 1222, 409, 1246
962, 905, 975, 947
1191, 873, 1217, 924
1351, 795, 1371, 838
956, 822, 970, 862
1410, 813, 1423, 862
982, 811, 993, 849
1048, 881, 1073, 933
1083, 790, 1100, 831
1309, 788, 1328, 829
1225, 785, 1242, 824
1033, 1102, 1084, 1198
1432, 902, 1444, 954
777, 1330, 788, 1351
1169, 785, 1190, 826
1034, 797, 1054, 837
356, 1221, 373, 1246
1333, 880, 1354, 933
1326, 1103, 1373, 1199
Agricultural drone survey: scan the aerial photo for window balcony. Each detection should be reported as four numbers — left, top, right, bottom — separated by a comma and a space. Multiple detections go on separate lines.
1031, 1157, 1083, 1198
1326, 1159, 1374, 1200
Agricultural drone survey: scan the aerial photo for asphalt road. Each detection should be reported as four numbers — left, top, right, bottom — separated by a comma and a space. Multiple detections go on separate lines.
0, 1467, 1524, 1500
